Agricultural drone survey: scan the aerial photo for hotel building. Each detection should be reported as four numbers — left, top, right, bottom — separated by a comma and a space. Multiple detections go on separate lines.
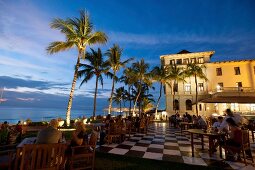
160, 50, 255, 117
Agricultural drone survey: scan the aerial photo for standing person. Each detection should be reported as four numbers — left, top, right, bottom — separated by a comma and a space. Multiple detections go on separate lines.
36, 119, 62, 144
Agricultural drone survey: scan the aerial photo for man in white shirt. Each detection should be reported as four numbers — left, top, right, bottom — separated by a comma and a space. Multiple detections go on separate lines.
212, 116, 223, 128
218, 109, 242, 131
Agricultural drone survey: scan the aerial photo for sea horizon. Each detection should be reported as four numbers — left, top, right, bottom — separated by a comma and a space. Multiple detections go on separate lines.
0, 105, 109, 124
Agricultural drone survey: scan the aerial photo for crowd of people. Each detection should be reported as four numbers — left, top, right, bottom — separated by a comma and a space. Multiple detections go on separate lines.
169, 112, 207, 129
1, 109, 254, 163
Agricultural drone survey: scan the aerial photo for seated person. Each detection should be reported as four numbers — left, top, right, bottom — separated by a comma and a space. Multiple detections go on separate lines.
36, 119, 62, 144
222, 118, 242, 160
225, 118, 242, 147
70, 121, 88, 147
210, 116, 224, 152
197, 116, 207, 129
212, 116, 223, 130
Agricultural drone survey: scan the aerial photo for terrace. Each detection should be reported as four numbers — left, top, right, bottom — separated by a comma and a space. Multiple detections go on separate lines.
96, 122, 255, 169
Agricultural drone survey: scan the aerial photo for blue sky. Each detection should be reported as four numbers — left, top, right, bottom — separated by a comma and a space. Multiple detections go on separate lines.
0, 0, 255, 111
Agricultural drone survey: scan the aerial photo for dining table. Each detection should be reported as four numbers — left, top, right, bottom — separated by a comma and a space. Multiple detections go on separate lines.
180, 122, 195, 133
187, 129, 226, 158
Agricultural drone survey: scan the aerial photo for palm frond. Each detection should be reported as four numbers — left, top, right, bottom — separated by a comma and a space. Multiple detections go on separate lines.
87, 31, 108, 45
46, 41, 74, 54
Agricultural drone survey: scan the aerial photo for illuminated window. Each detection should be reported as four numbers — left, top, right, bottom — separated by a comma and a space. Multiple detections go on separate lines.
198, 57, 204, 64
236, 82, 242, 87
184, 84, 191, 92
198, 83, 204, 91
234, 67, 241, 75
217, 82, 223, 91
231, 103, 239, 111
251, 104, 255, 111
216, 68, 222, 76
176, 59, 182, 65
191, 58, 196, 63
183, 59, 189, 64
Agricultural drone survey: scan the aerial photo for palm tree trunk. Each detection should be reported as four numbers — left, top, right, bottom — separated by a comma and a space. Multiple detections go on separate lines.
173, 81, 176, 113
133, 87, 141, 117
195, 74, 198, 116
128, 85, 132, 116
120, 101, 122, 115
93, 76, 99, 119
108, 70, 116, 114
66, 51, 81, 126
155, 83, 162, 116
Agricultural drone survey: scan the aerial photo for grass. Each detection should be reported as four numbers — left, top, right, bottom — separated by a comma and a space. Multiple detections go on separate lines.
94, 152, 221, 170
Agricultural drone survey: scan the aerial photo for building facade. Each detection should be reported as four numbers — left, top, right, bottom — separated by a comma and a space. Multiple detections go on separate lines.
160, 50, 255, 117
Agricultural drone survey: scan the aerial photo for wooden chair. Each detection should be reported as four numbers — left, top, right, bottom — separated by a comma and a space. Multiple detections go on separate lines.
70, 131, 98, 170
224, 130, 254, 166
106, 124, 121, 145
139, 118, 147, 134
0, 144, 16, 169
13, 143, 67, 170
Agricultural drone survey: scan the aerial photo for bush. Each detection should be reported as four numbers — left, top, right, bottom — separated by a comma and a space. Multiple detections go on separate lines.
28, 121, 48, 126
0, 129, 9, 145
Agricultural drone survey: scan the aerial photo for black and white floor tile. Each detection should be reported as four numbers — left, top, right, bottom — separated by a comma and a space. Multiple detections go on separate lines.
97, 122, 255, 170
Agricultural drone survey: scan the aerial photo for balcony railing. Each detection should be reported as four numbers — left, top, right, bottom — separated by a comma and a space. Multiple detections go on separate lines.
211, 87, 255, 93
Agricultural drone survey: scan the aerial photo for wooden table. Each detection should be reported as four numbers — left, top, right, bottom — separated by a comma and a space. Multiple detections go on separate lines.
180, 122, 194, 133
188, 129, 225, 158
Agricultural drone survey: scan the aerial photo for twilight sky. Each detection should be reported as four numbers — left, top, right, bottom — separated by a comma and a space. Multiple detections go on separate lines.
0, 0, 255, 110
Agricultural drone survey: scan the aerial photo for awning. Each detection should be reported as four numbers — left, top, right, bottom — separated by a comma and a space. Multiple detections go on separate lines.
200, 96, 255, 103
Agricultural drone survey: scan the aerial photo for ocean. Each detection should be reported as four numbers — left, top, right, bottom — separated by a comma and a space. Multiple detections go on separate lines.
0, 106, 108, 124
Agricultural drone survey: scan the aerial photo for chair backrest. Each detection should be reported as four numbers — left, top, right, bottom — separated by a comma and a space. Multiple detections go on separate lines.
241, 129, 250, 146
88, 131, 98, 146
19, 143, 67, 170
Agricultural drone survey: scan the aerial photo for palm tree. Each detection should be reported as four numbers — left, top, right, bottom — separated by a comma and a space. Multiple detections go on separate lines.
46, 10, 107, 126
186, 63, 208, 116
151, 66, 171, 116
78, 48, 111, 118
131, 59, 152, 116
112, 87, 125, 114
121, 67, 137, 115
106, 44, 133, 114
167, 64, 186, 113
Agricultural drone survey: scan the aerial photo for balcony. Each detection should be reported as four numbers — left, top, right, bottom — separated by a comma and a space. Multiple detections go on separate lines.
209, 87, 255, 97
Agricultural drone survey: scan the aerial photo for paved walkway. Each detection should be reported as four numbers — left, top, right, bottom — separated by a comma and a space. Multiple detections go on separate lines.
97, 122, 255, 170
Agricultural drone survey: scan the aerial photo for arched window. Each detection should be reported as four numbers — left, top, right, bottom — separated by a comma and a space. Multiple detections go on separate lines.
174, 99, 179, 111
186, 99, 192, 110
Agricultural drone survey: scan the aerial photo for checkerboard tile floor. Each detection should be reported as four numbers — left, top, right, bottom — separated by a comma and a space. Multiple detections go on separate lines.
97, 122, 255, 169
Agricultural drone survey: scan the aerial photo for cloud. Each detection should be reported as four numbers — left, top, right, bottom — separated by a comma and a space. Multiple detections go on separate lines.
108, 31, 255, 46
16, 98, 38, 101
0, 98, 8, 102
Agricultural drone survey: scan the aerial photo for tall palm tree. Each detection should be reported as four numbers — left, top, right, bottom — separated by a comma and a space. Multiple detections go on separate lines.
121, 67, 137, 115
106, 44, 133, 114
78, 48, 111, 118
151, 66, 171, 116
132, 59, 152, 116
112, 86, 125, 114
46, 10, 107, 126
186, 63, 208, 116
167, 64, 186, 112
